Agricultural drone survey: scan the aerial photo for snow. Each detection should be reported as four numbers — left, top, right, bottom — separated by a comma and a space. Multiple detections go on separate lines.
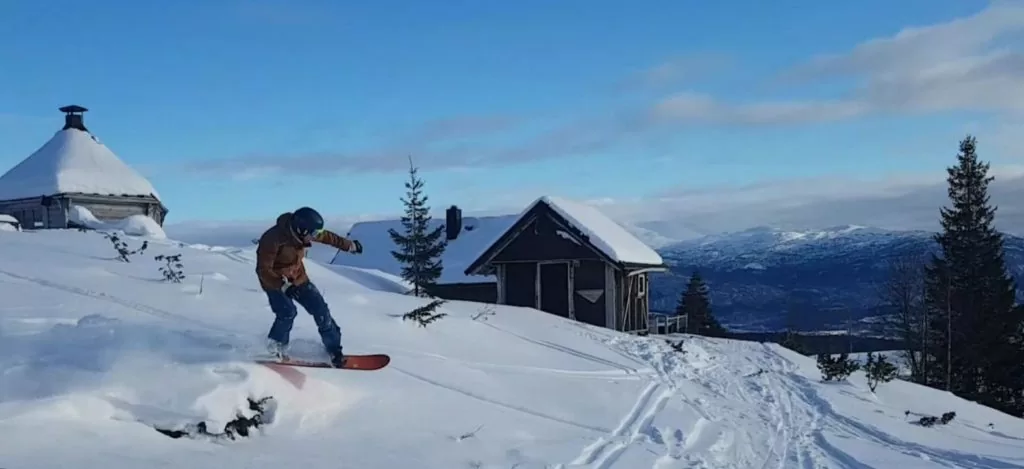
535, 196, 665, 266
330, 214, 518, 283
0, 229, 1022, 468
0, 213, 18, 231
0, 128, 161, 201
69, 205, 166, 239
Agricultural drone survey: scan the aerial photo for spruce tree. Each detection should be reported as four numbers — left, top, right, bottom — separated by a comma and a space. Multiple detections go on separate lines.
921, 135, 1022, 415
676, 271, 726, 337
388, 157, 446, 297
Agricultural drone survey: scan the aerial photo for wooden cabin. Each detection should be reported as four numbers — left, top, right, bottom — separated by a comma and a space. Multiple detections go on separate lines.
463, 196, 667, 333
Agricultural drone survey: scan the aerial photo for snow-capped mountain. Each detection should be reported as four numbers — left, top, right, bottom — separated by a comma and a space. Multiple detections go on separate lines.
647, 225, 1024, 331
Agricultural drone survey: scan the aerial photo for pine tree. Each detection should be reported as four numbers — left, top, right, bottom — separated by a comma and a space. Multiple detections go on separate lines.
921, 135, 1023, 415
388, 157, 447, 297
676, 271, 726, 337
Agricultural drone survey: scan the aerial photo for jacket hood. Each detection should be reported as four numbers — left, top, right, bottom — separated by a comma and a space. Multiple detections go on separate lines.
275, 212, 291, 229
275, 212, 303, 244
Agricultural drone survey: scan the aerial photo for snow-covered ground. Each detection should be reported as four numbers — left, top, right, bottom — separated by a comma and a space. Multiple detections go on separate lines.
1, 228, 1022, 468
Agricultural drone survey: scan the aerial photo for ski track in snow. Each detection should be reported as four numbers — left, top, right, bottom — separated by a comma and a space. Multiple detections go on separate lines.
562, 380, 673, 468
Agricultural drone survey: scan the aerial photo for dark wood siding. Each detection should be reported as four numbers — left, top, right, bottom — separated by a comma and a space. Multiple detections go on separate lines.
572, 260, 607, 327
620, 273, 649, 333
427, 282, 497, 303
539, 262, 569, 318
502, 262, 537, 307
491, 211, 603, 263
0, 193, 165, 229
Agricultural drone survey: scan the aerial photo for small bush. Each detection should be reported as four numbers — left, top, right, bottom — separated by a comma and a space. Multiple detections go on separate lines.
155, 253, 185, 283
816, 352, 861, 381
914, 411, 956, 427
403, 299, 447, 327
470, 304, 496, 321
864, 352, 899, 392
101, 231, 147, 262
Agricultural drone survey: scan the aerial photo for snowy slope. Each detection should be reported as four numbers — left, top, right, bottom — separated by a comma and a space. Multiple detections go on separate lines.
0, 128, 160, 201
1, 229, 1022, 468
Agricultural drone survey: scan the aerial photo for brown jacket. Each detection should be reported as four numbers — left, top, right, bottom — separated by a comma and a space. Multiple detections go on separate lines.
255, 212, 356, 291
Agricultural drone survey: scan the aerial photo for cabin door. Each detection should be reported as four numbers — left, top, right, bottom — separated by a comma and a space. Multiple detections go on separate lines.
538, 262, 570, 318
503, 262, 536, 308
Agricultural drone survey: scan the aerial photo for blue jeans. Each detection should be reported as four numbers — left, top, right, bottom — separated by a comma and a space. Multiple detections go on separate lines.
266, 281, 342, 353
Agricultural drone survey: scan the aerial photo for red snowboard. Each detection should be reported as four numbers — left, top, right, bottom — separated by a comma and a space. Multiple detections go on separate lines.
255, 354, 390, 371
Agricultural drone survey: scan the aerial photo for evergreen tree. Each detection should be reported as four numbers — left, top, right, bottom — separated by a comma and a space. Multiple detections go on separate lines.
676, 271, 726, 337
388, 157, 447, 297
921, 135, 1023, 415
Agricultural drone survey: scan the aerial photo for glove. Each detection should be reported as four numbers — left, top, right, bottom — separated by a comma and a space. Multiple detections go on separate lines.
280, 278, 293, 294
349, 239, 363, 254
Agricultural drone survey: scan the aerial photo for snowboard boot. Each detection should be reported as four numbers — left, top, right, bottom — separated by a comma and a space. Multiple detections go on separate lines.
267, 338, 289, 361
328, 348, 346, 368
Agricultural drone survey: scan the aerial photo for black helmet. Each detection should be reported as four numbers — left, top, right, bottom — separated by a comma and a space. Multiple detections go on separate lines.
290, 206, 324, 238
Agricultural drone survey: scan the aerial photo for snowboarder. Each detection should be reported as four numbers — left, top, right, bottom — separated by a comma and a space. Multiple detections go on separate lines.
255, 206, 363, 367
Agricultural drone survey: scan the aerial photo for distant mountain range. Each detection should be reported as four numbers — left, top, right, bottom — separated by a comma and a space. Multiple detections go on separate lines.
646, 225, 1024, 332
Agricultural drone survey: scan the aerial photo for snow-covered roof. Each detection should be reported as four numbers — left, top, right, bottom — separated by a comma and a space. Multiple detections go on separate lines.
329, 213, 518, 283
0, 214, 17, 224
522, 195, 664, 266
0, 128, 160, 201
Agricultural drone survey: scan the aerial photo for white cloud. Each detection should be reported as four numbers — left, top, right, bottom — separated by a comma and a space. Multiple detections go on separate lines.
652, 2, 1024, 126
588, 163, 1024, 241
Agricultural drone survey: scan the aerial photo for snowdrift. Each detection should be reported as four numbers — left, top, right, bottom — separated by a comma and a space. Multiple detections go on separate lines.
0, 228, 1021, 468
68, 205, 166, 239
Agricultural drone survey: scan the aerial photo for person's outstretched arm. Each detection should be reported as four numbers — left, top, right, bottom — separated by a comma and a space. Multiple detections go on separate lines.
313, 229, 363, 254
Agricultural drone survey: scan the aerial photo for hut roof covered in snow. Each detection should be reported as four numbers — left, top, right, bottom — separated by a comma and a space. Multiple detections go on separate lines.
0, 105, 160, 202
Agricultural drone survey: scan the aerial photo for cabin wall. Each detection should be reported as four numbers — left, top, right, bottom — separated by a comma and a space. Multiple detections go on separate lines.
68, 194, 167, 226
0, 194, 167, 229
0, 197, 65, 229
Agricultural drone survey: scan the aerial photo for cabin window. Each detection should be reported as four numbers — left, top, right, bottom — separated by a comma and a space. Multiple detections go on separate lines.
636, 275, 646, 296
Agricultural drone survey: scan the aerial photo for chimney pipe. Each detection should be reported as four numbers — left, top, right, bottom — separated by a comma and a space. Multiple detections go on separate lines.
59, 105, 89, 132
445, 205, 462, 241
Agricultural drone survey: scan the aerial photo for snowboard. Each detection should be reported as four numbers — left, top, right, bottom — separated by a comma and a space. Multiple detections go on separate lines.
254, 353, 390, 371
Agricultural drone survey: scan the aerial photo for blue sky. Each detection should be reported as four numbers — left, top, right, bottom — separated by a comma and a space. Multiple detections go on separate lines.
0, 0, 1021, 230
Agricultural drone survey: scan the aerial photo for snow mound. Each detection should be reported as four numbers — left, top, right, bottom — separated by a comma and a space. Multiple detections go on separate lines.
0, 128, 160, 201
70, 205, 166, 239
0, 229, 1021, 468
